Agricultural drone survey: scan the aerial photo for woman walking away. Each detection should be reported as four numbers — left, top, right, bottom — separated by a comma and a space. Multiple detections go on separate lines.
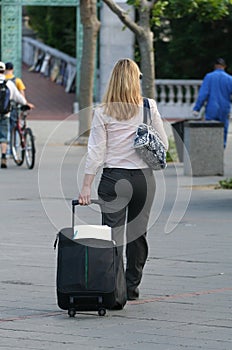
79, 58, 168, 300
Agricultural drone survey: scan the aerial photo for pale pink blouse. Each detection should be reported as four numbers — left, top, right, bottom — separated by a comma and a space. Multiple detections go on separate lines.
85, 98, 168, 175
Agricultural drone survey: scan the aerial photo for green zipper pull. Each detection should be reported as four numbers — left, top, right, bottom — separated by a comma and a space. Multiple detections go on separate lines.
85, 246, 88, 289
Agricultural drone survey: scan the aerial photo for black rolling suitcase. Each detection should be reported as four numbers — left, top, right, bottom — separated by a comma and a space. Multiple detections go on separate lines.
54, 199, 127, 317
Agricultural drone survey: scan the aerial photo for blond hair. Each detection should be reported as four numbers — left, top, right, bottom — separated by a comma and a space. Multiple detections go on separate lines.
102, 58, 142, 120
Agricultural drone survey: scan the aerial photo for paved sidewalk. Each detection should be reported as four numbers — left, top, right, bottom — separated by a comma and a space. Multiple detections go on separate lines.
0, 121, 232, 350
22, 64, 76, 120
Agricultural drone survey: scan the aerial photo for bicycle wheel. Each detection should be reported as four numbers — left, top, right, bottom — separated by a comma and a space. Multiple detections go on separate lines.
25, 128, 35, 169
11, 126, 24, 166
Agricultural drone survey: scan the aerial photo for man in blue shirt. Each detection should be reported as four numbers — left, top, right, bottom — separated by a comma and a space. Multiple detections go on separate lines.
193, 58, 232, 147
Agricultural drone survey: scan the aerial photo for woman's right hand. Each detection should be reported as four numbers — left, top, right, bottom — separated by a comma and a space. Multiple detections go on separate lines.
78, 185, 91, 205
78, 174, 95, 205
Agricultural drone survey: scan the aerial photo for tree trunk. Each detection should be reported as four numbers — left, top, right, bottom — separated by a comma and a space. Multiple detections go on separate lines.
137, 3, 155, 98
138, 30, 155, 98
78, 0, 100, 141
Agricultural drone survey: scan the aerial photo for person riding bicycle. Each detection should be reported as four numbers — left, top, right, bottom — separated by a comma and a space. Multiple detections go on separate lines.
0, 61, 34, 169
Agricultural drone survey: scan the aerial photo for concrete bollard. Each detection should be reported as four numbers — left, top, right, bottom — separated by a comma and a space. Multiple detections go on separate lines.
183, 121, 224, 176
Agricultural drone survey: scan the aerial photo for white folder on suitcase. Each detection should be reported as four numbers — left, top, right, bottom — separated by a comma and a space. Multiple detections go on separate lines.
73, 225, 112, 241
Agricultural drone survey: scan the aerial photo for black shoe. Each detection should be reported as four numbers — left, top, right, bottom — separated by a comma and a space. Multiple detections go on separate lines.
1, 158, 7, 168
109, 303, 124, 310
127, 287, 139, 301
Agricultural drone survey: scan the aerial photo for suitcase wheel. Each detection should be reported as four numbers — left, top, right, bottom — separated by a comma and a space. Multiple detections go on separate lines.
68, 308, 76, 317
98, 308, 106, 317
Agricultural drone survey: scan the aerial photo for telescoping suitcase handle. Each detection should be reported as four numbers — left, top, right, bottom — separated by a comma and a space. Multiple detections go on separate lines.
54, 199, 102, 250
71, 199, 102, 229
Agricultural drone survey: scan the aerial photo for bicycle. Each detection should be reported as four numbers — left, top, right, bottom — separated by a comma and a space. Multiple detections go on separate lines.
10, 104, 36, 169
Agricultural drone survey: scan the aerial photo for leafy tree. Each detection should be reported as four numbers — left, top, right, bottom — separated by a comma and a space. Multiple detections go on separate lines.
103, 0, 232, 97
154, 8, 232, 78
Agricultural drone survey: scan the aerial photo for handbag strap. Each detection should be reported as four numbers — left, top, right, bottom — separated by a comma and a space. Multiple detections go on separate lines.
143, 98, 152, 125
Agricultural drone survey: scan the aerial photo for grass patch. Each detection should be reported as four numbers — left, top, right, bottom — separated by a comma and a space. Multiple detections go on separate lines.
218, 178, 232, 189
166, 137, 178, 162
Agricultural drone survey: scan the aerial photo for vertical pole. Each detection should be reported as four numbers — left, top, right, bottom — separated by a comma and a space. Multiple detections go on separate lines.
1, 2, 22, 77
93, 0, 102, 102
76, 1, 83, 101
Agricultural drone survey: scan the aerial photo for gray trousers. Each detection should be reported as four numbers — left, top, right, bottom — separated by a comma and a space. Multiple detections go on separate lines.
98, 167, 156, 291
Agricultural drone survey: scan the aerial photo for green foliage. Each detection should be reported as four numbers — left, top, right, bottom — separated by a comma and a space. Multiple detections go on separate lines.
127, 0, 140, 7
218, 178, 232, 189
26, 6, 76, 57
166, 137, 178, 163
167, 0, 231, 21
154, 5, 232, 78
127, 0, 232, 22
151, 1, 169, 27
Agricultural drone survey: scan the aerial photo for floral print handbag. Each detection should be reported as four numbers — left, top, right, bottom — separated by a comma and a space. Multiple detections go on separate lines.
134, 98, 167, 171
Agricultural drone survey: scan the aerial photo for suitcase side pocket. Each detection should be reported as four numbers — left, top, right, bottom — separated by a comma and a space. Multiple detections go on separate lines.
57, 237, 86, 293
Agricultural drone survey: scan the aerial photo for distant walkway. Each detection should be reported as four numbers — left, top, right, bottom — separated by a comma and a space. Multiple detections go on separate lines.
22, 64, 76, 120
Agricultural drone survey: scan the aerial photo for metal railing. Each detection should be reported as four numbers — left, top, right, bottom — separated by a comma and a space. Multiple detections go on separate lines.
22, 37, 77, 93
